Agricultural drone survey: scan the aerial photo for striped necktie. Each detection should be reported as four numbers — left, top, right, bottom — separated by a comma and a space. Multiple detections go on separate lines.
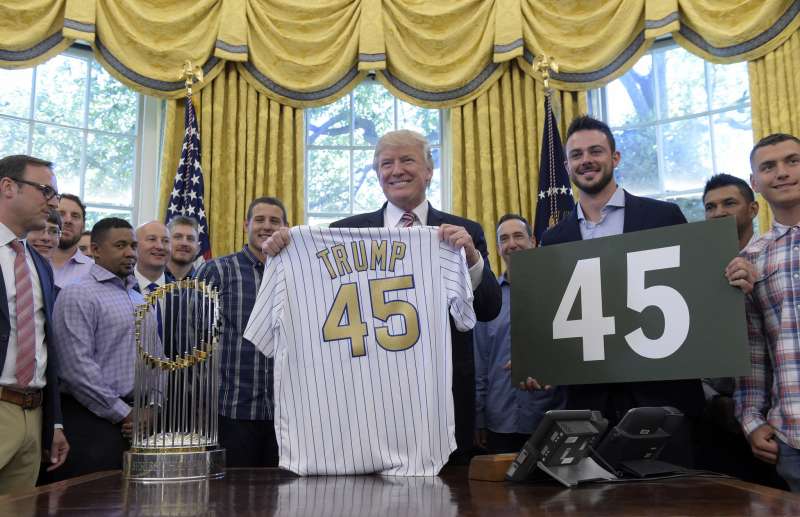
399, 211, 416, 228
9, 240, 35, 387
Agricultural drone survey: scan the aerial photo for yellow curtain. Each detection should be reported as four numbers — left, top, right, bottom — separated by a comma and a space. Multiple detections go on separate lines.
159, 63, 304, 258
3, 1, 798, 102
451, 62, 586, 274
748, 30, 800, 232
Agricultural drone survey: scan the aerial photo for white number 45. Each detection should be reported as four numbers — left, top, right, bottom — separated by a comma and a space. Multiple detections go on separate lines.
552, 245, 690, 362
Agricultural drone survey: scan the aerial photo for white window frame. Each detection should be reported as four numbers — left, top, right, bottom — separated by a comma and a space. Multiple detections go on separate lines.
0, 44, 162, 224
589, 39, 752, 207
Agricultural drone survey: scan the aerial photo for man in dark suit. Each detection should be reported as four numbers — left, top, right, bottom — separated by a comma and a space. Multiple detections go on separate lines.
539, 116, 705, 466
0, 155, 68, 493
265, 130, 502, 463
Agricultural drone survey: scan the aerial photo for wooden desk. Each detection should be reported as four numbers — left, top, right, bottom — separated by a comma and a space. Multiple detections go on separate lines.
1, 468, 799, 516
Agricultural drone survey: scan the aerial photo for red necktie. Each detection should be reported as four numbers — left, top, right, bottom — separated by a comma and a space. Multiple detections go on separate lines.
10, 240, 35, 387
399, 212, 416, 228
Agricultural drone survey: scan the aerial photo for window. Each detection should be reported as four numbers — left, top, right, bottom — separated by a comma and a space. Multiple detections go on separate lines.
305, 80, 445, 225
590, 43, 752, 222
0, 47, 148, 226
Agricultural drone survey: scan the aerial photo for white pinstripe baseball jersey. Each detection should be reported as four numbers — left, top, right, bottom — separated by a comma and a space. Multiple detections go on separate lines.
244, 226, 476, 476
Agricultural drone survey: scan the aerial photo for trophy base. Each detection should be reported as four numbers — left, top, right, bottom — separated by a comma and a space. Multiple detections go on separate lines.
123, 447, 226, 482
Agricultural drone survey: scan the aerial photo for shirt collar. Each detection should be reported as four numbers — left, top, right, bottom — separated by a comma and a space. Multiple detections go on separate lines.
90, 263, 138, 290
134, 267, 166, 289
240, 245, 264, 267
70, 248, 94, 264
576, 186, 625, 222
0, 222, 23, 247
384, 200, 429, 228
499, 272, 510, 286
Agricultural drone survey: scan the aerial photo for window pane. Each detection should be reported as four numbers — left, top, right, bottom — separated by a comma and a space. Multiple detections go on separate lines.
614, 127, 659, 195
664, 194, 704, 222
84, 133, 135, 205
307, 149, 350, 213
31, 124, 82, 195
306, 96, 350, 147
85, 207, 132, 229
708, 61, 750, 110
34, 55, 87, 127
0, 68, 32, 118
89, 60, 138, 134
398, 99, 440, 144
605, 55, 655, 127
660, 48, 707, 118
0, 118, 30, 157
352, 150, 384, 213
712, 109, 753, 180
661, 117, 712, 192
353, 82, 393, 146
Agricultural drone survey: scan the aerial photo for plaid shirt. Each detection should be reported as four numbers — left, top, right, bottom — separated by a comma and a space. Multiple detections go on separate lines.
53, 264, 144, 423
196, 246, 273, 420
735, 223, 800, 448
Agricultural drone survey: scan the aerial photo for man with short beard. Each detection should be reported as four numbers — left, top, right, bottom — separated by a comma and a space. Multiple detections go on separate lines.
166, 216, 200, 280
539, 115, 704, 467
51, 194, 93, 288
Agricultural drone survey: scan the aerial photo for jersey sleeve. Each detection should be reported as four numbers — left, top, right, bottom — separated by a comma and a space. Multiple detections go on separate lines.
243, 254, 286, 357
440, 242, 476, 332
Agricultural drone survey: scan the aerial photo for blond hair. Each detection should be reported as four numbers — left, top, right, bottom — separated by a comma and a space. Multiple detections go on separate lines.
372, 130, 434, 171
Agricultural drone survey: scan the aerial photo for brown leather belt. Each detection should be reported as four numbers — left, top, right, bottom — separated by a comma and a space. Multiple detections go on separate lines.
0, 386, 43, 410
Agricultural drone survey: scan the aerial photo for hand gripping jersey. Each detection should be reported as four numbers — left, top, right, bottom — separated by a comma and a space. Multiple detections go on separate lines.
244, 226, 476, 475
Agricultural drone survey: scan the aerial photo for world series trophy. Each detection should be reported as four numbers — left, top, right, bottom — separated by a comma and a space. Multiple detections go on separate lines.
123, 279, 226, 481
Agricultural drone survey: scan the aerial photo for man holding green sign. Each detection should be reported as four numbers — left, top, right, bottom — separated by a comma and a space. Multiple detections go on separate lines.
517, 116, 754, 468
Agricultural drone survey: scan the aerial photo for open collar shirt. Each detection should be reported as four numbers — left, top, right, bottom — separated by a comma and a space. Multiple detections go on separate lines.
473, 274, 566, 434
53, 248, 94, 288
577, 186, 626, 240
195, 245, 273, 421
736, 222, 800, 448
53, 264, 143, 423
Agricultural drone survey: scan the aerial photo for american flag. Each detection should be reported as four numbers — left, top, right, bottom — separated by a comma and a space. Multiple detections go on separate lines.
165, 95, 211, 260
533, 95, 574, 243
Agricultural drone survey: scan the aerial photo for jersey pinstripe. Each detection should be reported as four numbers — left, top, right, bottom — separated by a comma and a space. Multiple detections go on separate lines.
243, 226, 475, 475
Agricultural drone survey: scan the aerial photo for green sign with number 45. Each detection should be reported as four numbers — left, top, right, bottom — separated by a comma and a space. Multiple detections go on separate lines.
510, 217, 750, 386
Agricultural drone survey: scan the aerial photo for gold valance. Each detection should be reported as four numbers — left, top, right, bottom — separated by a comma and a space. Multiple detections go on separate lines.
0, 0, 798, 105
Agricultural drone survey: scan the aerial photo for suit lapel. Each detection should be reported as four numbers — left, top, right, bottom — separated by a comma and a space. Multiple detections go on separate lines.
562, 208, 582, 241
29, 247, 53, 319
0, 263, 8, 325
366, 206, 385, 227
622, 190, 640, 234
426, 203, 445, 226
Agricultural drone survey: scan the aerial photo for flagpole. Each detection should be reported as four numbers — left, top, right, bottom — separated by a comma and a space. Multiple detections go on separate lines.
165, 62, 213, 261
532, 56, 575, 243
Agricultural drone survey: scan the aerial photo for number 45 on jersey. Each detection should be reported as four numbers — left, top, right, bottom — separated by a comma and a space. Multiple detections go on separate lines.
510, 219, 750, 386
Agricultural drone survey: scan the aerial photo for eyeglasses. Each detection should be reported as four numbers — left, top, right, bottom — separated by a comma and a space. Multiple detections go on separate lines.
14, 179, 61, 201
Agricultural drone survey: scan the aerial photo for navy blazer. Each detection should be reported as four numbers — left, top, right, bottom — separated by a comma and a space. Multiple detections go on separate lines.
331, 202, 503, 452
0, 244, 63, 449
540, 190, 705, 420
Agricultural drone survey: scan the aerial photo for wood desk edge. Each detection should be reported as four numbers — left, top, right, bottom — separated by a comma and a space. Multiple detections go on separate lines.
0, 470, 120, 503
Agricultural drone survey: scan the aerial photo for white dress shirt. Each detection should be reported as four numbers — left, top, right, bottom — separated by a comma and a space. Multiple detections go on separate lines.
135, 268, 166, 294
0, 223, 48, 389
